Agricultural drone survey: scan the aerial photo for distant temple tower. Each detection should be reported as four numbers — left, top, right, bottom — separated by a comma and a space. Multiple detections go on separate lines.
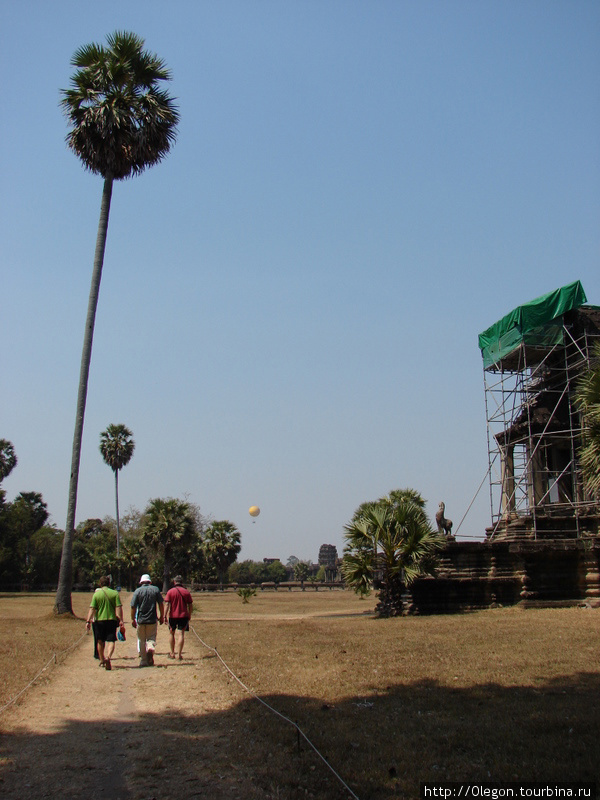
478, 280, 600, 540
318, 544, 339, 581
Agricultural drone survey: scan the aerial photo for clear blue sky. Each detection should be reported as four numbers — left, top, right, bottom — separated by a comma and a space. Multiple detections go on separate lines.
2, 1, 599, 563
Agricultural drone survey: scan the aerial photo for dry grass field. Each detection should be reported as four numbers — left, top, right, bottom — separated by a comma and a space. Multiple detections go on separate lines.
1, 590, 599, 799
0, 592, 90, 709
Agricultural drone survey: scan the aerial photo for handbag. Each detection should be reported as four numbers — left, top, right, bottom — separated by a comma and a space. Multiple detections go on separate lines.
117, 622, 126, 641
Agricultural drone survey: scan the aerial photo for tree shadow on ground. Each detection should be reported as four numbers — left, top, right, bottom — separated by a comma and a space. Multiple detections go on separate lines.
0, 672, 598, 800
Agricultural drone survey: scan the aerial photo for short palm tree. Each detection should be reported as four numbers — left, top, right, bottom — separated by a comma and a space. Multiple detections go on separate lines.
119, 535, 145, 591
342, 490, 443, 616
99, 424, 135, 561
142, 498, 197, 592
575, 343, 600, 499
293, 560, 311, 589
203, 521, 242, 585
55, 32, 178, 614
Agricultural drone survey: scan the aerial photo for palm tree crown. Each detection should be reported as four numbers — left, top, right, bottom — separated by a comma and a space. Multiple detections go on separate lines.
61, 31, 178, 179
99, 424, 135, 473
0, 439, 17, 483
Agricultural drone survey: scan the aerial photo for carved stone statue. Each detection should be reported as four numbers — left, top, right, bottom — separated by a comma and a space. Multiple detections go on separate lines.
435, 502, 453, 536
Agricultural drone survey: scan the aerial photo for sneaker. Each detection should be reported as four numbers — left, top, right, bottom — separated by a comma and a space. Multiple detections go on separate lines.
147, 651, 154, 666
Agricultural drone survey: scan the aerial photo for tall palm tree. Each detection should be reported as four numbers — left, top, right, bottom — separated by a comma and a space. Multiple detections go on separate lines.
55, 32, 178, 614
342, 490, 443, 616
575, 343, 600, 499
99, 424, 135, 561
142, 498, 197, 592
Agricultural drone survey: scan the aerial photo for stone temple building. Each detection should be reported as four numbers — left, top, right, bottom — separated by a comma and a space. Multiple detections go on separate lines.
408, 280, 600, 613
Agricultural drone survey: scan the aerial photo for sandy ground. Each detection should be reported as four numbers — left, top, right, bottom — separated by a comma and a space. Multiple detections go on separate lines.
0, 624, 278, 800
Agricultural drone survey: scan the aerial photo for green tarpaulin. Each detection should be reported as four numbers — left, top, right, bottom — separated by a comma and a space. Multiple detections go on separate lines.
478, 280, 587, 369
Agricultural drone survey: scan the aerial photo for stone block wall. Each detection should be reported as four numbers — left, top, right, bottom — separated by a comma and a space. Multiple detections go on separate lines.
407, 539, 600, 614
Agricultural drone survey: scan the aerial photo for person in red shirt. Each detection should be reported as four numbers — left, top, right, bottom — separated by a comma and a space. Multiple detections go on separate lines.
164, 575, 193, 660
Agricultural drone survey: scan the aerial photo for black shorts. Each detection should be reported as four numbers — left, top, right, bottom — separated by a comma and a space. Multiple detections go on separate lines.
94, 619, 119, 642
168, 617, 189, 632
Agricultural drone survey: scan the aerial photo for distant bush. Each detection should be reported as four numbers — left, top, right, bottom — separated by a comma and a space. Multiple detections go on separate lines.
229, 559, 287, 584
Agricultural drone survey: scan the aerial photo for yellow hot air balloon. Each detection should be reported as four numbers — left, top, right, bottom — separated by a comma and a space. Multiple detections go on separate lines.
249, 506, 260, 518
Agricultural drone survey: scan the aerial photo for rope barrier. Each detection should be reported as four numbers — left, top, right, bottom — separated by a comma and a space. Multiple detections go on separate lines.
0, 630, 87, 715
189, 624, 361, 800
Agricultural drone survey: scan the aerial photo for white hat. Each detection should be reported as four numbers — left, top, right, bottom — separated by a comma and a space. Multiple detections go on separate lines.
139, 574, 152, 584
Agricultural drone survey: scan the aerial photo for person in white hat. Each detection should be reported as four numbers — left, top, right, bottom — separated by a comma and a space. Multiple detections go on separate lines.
130, 574, 164, 666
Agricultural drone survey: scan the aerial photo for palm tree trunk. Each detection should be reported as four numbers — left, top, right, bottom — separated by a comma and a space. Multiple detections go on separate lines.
55, 174, 114, 614
115, 469, 120, 558
162, 543, 172, 593
163, 556, 171, 594
115, 468, 121, 587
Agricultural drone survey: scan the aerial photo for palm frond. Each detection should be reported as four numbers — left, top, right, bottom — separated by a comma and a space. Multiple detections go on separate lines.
341, 550, 373, 595
574, 343, 600, 498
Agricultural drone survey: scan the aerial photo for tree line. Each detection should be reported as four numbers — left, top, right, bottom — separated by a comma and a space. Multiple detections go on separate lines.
0, 496, 244, 594
0, 498, 313, 594
0, 440, 309, 592
1, 439, 244, 591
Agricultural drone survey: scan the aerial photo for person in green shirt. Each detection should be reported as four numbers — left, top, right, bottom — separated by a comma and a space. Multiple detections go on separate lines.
86, 576, 123, 670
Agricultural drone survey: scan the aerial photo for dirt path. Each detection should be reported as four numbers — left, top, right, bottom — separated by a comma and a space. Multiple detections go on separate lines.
0, 625, 270, 800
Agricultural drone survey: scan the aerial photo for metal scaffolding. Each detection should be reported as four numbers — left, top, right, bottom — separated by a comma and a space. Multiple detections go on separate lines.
483, 308, 600, 540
